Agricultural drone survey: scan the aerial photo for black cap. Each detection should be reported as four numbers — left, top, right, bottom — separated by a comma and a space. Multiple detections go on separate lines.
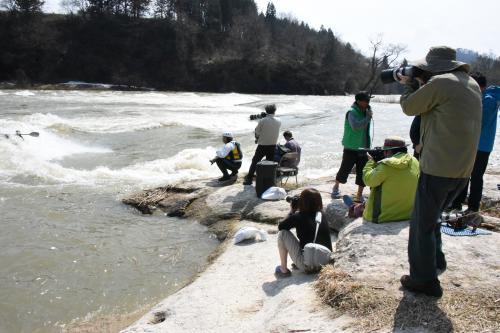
355, 91, 373, 102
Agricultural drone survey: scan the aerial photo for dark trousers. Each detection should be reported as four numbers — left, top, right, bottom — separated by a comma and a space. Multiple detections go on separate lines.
246, 145, 275, 179
451, 151, 490, 212
409, 172, 468, 282
335, 149, 368, 187
215, 158, 241, 176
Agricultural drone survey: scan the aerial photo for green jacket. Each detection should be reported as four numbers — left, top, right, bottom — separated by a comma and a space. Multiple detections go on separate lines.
400, 71, 482, 178
363, 153, 419, 223
341, 103, 371, 150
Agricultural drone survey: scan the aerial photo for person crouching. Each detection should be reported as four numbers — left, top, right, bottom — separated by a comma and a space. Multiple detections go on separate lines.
210, 132, 243, 182
275, 188, 332, 277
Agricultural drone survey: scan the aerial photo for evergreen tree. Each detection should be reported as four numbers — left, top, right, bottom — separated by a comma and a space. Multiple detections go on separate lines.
265, 1, 275, 20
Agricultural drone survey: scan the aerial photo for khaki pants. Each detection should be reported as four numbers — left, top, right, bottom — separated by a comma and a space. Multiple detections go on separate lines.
278, 230, 306, 270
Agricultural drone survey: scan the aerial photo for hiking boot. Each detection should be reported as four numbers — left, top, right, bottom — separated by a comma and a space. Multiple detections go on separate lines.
218, 175, 231, 182
400, 275, 443, 298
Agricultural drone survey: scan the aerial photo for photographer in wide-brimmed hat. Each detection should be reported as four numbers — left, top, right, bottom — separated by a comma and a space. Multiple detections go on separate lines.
397, 46, 482, 297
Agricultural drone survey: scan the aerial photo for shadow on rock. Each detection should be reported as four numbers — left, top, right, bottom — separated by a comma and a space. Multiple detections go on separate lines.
348, 219, 409, 237
262, 272, 317, 297
393, 291, 454, 332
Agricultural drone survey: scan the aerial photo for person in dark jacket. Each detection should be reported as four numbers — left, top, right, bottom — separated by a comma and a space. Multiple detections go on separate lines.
274, 130, 302, 167
409, 116, 421, 159
275, 188, 332, 278
451, 73, 499, 213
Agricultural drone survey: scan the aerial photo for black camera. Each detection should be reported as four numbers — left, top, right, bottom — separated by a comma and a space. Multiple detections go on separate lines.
249, 112, 267, 120
286, 195, 300, 209
359, 147, 386, 162
380, 66, 423, 84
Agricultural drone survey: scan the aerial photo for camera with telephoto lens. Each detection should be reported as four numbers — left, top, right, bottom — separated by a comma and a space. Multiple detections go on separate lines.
380, 66, 423, 84
359, 147, 386, 162
249, 112, 267, 120
286, 195, 300, 210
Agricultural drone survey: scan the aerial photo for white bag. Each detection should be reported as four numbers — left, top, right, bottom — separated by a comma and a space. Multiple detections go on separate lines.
303, 212, 332, 271
261, 186, 287, 200
234, 226, 268, 244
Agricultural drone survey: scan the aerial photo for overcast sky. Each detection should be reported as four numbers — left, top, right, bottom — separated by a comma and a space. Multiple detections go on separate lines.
44, 0, 499, 60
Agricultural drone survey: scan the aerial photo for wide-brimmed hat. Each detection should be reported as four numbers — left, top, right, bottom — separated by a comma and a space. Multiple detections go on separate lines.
412, 46, 470, 73
382, 136, 408, 150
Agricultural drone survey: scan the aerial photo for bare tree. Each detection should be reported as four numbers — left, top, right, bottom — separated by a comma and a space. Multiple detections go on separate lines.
362, 34, 406, 92
60, 0, 87, 14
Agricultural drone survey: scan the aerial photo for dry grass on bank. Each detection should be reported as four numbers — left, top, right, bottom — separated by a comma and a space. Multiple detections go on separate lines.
315, 266, 500, 332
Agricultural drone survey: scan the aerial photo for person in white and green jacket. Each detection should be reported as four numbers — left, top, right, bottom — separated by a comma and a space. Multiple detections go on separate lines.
332, 91, 372, 201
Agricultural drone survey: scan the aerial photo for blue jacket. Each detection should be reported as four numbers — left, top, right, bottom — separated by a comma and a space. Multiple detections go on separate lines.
478, 86, 500, 152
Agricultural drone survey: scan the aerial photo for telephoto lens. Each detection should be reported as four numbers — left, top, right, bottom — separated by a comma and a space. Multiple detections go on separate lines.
380, 66, 420, 84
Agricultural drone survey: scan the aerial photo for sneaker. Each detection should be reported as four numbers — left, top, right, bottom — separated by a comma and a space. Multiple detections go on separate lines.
275, 265, 291, 278
400, 275, 443, 298
218, 175, 231, 182
331, 188, 340, 199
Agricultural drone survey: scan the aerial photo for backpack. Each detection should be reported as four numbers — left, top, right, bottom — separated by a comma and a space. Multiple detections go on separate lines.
303, 212, 332, 272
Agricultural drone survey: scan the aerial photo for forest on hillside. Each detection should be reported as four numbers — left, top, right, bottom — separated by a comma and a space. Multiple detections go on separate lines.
1, 0, 499, 94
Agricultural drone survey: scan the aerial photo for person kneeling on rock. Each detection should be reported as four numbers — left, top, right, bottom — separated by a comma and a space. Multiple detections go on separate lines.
275, 188, 332, 278
343, 137, 419, 223
210, 132, 243, 182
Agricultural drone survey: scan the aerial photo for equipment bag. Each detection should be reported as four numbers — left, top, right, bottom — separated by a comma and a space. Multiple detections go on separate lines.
303, 212, 332, 272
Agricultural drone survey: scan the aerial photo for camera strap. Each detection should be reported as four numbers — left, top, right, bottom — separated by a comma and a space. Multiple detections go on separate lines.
312, 212, 322, 244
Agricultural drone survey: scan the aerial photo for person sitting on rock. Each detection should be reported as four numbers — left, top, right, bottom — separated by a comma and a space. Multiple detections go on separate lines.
210, 132, 243, 182
274, 130, 302, 167
343, 137, 419, 223
275, 188, 332, 278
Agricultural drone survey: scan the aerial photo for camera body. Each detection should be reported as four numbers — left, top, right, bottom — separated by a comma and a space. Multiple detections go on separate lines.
380, 66, 423, 84
249, 112, 267, 120
285, 195, 300, 210
359, 147, 386, 162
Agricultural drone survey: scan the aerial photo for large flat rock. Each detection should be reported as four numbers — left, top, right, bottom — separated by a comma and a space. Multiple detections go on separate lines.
121, 222, 349, 333
334, 218, 500, 291
205, 182, 356, 230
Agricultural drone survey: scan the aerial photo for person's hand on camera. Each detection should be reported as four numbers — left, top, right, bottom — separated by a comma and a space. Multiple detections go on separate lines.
397, 73, 412, 85
366, 108, 373, 118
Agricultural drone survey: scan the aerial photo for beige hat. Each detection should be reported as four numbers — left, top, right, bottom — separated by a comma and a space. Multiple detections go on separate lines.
412, 46, 470, 73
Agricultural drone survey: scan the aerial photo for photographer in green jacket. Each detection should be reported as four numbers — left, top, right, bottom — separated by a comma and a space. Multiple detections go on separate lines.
398, 46, 482, 297
332, 91, 373, 202
362, 137, 419, 223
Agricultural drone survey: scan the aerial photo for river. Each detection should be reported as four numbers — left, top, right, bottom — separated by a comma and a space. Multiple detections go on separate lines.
1, 90, 498, 332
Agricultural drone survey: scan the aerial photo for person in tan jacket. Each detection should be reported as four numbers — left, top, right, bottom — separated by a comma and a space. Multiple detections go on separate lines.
243, 104, 281, 185
397, 46, 482, 297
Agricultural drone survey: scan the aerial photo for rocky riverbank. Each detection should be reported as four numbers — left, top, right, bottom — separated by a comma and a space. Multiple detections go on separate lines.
120, 177, 500, 332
